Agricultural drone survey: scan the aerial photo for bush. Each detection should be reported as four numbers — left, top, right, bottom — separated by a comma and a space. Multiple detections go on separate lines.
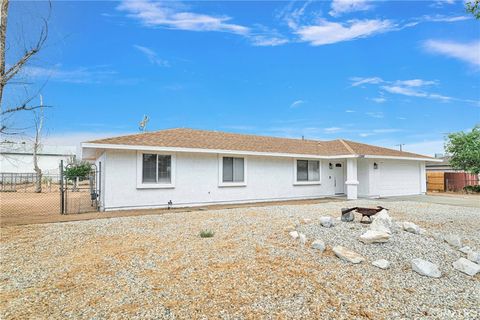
464, 185, 480, 193
199, 229, 215, 238
64, 162, 92, 181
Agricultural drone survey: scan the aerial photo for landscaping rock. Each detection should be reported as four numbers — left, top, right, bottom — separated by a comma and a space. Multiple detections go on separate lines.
319, 216, 334, 228
403, 222, 420, 234
452, 258, 480, 276
340, 208, 354, 222
411, 258, 441, 278
289, 231, 299, 239
459, 246, 473, 254
372, 259, 390, 269
301, 218, 312, 224
444, 234, 462, 248
332, 246, 365, 264
467, 251, 480, 264
311, 239, 325, 252
299, 233, 307, 245
359, 230, 390, 244
370, 209, 393, 234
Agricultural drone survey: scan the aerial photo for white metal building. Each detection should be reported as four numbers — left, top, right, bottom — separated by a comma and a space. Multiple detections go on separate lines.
0, 141, 76, 174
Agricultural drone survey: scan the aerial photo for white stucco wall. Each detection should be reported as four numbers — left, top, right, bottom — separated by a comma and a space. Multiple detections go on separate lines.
101, 150, 339, 210
356, 159, 426, 198
94, 149, 427, 210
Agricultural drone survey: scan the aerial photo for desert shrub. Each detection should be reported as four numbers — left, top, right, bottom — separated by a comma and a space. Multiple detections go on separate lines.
64, 162, 92, 181
464, 185, 480, 193
199, 229, 215, 238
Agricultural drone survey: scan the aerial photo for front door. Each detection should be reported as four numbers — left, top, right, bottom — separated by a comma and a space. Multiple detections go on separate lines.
333, 162, 345, 194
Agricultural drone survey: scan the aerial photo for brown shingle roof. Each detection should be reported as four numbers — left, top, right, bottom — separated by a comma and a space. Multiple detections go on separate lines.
86, 128, 433, 159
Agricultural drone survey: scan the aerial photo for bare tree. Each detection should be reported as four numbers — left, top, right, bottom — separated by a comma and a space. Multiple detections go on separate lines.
0, 0, 50, 134
32, 95, 44, 193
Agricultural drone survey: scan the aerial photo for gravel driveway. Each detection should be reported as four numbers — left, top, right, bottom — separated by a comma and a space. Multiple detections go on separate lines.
1, 200, 479, 319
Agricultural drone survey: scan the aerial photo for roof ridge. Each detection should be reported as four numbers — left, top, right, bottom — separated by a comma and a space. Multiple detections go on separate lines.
338, 139, 356, 155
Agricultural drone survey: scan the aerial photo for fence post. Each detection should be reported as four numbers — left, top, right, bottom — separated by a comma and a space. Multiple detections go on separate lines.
60, 160, 64, 214
98, 161, 102, 212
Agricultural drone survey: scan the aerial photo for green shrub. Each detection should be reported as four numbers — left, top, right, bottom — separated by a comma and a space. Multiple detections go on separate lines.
64, 162, 92, 181
464, 185, 480, 193
199, 229, 215, 238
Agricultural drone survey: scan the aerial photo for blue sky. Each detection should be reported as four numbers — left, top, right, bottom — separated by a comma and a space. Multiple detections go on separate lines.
6, 0, 480, 155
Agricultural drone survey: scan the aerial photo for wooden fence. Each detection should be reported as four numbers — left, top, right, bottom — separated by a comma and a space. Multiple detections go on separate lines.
426, 172, 444, 192
427, 172, 479, 192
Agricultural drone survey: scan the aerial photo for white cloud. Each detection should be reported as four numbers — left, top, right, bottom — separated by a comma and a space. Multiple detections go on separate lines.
421, 15, 470, 22
21, 65, 120, 84
350, 76, 383, 87
366, 112, 384, 118
370, 97, 386, 103
395, 79, 437, 87
345, 109, 355, 113
382, 85, 454, 102
290, 100, 305, 108
324, 127, 342, 133
118, 0, 249, 35
295, 19, 393, 46
133, 45, 169, 66
329, 0, 372, 17
423, 40, 480, 68
352, 76, 478, 105
250, 35, 288, 47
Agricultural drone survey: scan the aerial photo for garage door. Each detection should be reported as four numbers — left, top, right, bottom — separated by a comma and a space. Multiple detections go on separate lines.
378, 161, 421, 197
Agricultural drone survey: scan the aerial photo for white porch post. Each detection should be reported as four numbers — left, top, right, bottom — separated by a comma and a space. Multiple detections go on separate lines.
345, 158, 359, 200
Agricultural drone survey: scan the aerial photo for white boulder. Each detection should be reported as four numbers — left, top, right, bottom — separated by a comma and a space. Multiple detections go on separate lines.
411, 258, 441, 278
299, 233, 307, 245
289, 231, 299, 239
359, 230, 391, 244
311, 239, 326, 252
453, 258, 480, 276
332, 246, 365, 264
467, 251, 480, 264
370, 209, 393, 234
444, 234, 462, 248
459, 246, 473, 254
320, 216, 334, 228
372, 259, 390, 269
403, 222, 421, 234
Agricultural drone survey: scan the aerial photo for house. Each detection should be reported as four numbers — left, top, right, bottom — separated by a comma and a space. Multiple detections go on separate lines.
0, 141, 76, 175
81, 128, 436, 211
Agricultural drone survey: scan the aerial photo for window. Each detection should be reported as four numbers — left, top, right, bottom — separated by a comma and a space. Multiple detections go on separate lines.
222, 157, 244, 182
142, 154, 171, 184
296, 160, 320, 182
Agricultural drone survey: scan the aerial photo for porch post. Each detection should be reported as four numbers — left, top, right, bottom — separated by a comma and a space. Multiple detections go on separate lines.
345, 158, 359, 200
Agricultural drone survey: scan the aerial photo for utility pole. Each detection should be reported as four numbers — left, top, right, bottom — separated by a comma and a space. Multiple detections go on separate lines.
395, 143, 405, 151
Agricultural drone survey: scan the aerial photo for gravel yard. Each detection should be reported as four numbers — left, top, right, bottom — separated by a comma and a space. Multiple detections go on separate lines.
1, 199, 479, 319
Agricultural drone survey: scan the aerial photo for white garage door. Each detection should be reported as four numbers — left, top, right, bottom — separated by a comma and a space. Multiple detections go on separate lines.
378, 161, 421, 197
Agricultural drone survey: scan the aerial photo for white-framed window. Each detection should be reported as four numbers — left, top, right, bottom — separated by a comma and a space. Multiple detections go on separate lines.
218, 155, 247, 187
137, 152, 176, 188
294, 159, 321, 185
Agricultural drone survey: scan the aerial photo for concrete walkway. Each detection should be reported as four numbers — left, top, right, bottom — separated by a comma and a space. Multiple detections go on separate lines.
380, 193, 480, 208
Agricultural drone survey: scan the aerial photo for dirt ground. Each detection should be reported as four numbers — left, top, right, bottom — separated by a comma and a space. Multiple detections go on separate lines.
0, 198, 340, 227
1, 199, 478, 319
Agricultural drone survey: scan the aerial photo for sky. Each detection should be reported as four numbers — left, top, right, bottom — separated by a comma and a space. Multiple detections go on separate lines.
4, 0, 480, 156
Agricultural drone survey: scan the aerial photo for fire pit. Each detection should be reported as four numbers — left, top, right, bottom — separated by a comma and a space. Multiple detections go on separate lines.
341, 206, 387, 223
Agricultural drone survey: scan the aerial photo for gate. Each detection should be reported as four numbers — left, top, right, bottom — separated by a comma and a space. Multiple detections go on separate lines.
60, 160, 101, 214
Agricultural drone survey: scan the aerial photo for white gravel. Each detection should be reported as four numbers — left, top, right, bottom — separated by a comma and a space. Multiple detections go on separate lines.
1, 199, 479, 319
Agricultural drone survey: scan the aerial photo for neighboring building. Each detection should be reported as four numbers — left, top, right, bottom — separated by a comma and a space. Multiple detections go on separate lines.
82, 128, 437, 211
0, 141, 76, 174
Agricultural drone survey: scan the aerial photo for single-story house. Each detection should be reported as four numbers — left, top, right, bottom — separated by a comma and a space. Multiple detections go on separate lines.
82, 128, 437, 211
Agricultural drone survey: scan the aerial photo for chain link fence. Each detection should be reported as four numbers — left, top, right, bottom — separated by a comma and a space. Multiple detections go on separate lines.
1, 172, 62, 216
